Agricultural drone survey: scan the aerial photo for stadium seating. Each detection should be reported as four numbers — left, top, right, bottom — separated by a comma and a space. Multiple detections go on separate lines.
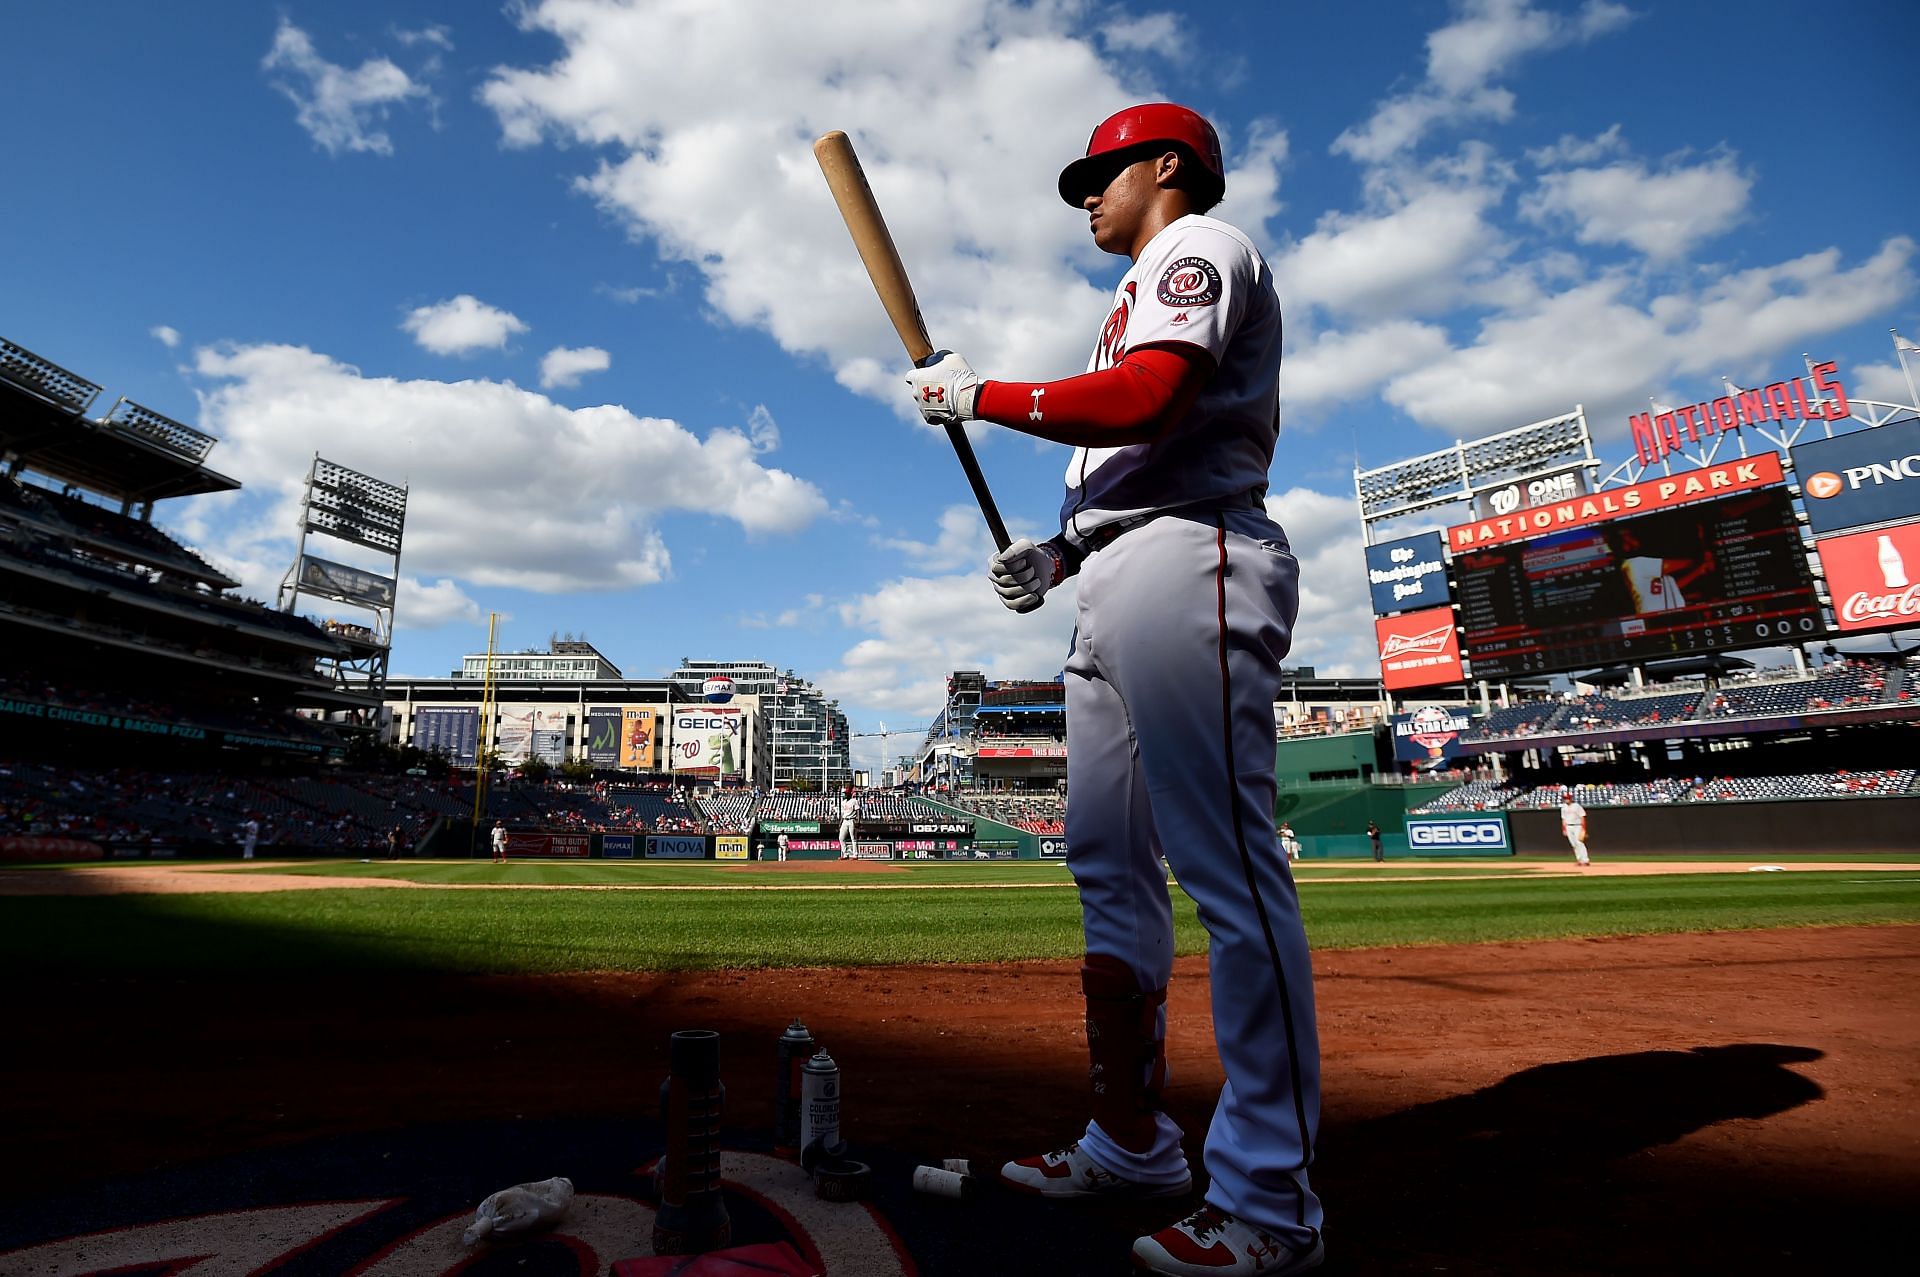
943, 789, 1067, 833
1412, 767, 1919, 814
1464, 658, 1911, 744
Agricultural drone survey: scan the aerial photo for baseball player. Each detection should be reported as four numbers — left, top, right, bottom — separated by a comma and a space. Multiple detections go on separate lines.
906, 103, 1322, 1277
491, 819, 508, 865
240, 815, 259, 861
1559, 796, 1590, 867
777, 831, 790, 863
837, 788, 858, 861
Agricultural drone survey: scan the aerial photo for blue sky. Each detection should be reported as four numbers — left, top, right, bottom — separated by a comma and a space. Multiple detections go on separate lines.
4, 1, 1916, 769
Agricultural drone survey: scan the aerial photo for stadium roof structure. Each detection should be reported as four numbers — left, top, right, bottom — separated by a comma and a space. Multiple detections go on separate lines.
1577, 655, 1755, 687
1, 337, 240, 503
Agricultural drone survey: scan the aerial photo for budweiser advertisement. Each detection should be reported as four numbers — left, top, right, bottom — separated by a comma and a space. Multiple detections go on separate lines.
1815, 522, 1920, 633
1376, 607, 1465, 690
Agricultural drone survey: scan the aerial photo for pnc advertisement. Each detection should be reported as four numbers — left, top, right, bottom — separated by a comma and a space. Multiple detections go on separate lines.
1790, 418, 1920, 536
1814, 522, 1920, 633
1375, 607, 1465, 690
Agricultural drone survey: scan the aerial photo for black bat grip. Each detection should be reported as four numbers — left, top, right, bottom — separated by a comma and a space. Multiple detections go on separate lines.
918, 351, 1012, 552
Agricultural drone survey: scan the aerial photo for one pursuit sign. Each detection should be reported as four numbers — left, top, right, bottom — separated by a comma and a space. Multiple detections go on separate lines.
1404, 814, 1511, 855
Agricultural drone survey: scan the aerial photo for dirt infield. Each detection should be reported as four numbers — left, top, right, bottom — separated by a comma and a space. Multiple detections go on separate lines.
4, 920, 1914, 1273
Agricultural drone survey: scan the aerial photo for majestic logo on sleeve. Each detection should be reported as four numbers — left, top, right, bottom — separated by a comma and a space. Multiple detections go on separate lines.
1157, 257, 1222, 307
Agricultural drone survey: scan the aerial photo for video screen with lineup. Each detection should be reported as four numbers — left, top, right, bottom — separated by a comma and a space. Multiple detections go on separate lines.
1454, 486, 1822, 679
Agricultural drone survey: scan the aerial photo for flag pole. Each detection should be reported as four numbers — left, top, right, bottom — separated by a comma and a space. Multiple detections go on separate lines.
1894, 330, 1920, 414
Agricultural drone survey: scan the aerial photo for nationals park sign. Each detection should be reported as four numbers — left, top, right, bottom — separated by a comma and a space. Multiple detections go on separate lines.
1447, 452, 1785, 551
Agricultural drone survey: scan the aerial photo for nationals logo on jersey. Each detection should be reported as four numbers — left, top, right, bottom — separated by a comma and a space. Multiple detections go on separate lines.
1096, 281, 1135, 369
1157, 256, 1222, 307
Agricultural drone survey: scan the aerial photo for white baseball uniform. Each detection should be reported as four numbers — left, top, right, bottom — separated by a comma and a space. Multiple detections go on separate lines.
1054, 214, 1320, 1250
838, 795, 858, 860
1560, 799, 1589, 865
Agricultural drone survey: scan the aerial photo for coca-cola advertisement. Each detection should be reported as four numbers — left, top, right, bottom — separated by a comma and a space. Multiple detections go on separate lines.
1815, 522, 1920, 633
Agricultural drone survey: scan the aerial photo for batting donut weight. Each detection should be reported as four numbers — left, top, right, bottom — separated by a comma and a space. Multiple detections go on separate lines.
814, 1156, 873, 1202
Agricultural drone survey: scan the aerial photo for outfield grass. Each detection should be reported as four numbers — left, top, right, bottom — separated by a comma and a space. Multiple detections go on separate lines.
4, 870, 1916, 976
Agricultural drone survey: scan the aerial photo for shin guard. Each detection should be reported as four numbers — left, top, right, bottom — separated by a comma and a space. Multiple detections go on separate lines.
1081, 953, 1168, 1154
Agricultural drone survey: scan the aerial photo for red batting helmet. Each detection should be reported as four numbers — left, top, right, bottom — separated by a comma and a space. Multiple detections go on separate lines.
1058, 103, 1225, 207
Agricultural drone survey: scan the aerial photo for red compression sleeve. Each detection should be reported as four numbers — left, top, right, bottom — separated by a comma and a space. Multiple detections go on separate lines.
975, 345, 1212, 447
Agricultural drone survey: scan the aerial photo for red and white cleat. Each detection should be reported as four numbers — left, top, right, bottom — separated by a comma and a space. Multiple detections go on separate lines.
1131, 1204, 1323, 1276
999, 1141, 1191, 1200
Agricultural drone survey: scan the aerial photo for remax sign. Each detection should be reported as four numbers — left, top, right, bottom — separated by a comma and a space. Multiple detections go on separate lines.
1405, 815, 1510, 853
1365, 532, 1451, 615
1790, 418, 1920, 535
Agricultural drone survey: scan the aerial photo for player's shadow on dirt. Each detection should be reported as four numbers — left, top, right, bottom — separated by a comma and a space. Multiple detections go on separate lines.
1345, 1042, 1822, 1171
1311, 1043, 1826, 1273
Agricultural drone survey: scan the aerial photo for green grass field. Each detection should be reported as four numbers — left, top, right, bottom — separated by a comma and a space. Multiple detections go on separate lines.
6, 859, 1917, 976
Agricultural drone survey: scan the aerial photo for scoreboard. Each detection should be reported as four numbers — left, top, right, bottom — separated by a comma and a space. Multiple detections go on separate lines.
1456, 487, 1821, 678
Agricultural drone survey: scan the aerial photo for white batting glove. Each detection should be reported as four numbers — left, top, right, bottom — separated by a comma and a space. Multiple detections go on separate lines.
905, 351, 981, 426
989, 538, 1063, 614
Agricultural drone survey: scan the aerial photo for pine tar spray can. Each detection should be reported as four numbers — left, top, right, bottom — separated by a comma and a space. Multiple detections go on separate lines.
774, 1019, 815, 1154
798, 1047, 843, 1174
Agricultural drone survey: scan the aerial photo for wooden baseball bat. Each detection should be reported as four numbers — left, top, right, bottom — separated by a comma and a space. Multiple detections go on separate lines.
813, 130, 1012, 552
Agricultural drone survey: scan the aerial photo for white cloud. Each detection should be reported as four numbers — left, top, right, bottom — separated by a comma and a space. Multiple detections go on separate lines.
183, 342, 828, 599
1522, 153, 1752, 261
1847, 359, 1918, 406
149, 325, 181, 348
822, 570, 1077, 718
1379, 237, 1918, 440
1265, 487, 1378, 678
262, 19, 430, 156
479, 1, 1291, 412
1284, 321, 1453, 414
1335, 0, 1635, 164
1525, 124, 1627, 168
392, 24, 454, 51
1277, 183, 1508, 319
396, 576, 481, 630
539, 345, 611, 388
1100, 13, 1186, 57
876, 504, 997, 572
402, 295, 529, 355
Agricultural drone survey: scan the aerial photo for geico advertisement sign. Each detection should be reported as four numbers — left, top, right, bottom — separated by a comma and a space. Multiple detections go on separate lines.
1815, 522, 1920, 632
1375, 607, 1464, 691
1792, 417, 1920, 535
1406, 817, 1509, 850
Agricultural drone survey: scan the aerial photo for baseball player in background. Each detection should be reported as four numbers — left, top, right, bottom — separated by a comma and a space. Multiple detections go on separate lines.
1560, 796, 1591, 867
491, 820, 508, 865
837, 787, 858, 860
240, 815, 259, 861
907, 103, 1323, 1277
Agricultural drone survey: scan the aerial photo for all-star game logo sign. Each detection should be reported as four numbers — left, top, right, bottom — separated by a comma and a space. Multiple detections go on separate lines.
1157, 257, 1221, 307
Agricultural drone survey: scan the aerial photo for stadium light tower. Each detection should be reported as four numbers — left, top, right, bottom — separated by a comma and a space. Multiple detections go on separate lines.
277, 454, 409, 715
